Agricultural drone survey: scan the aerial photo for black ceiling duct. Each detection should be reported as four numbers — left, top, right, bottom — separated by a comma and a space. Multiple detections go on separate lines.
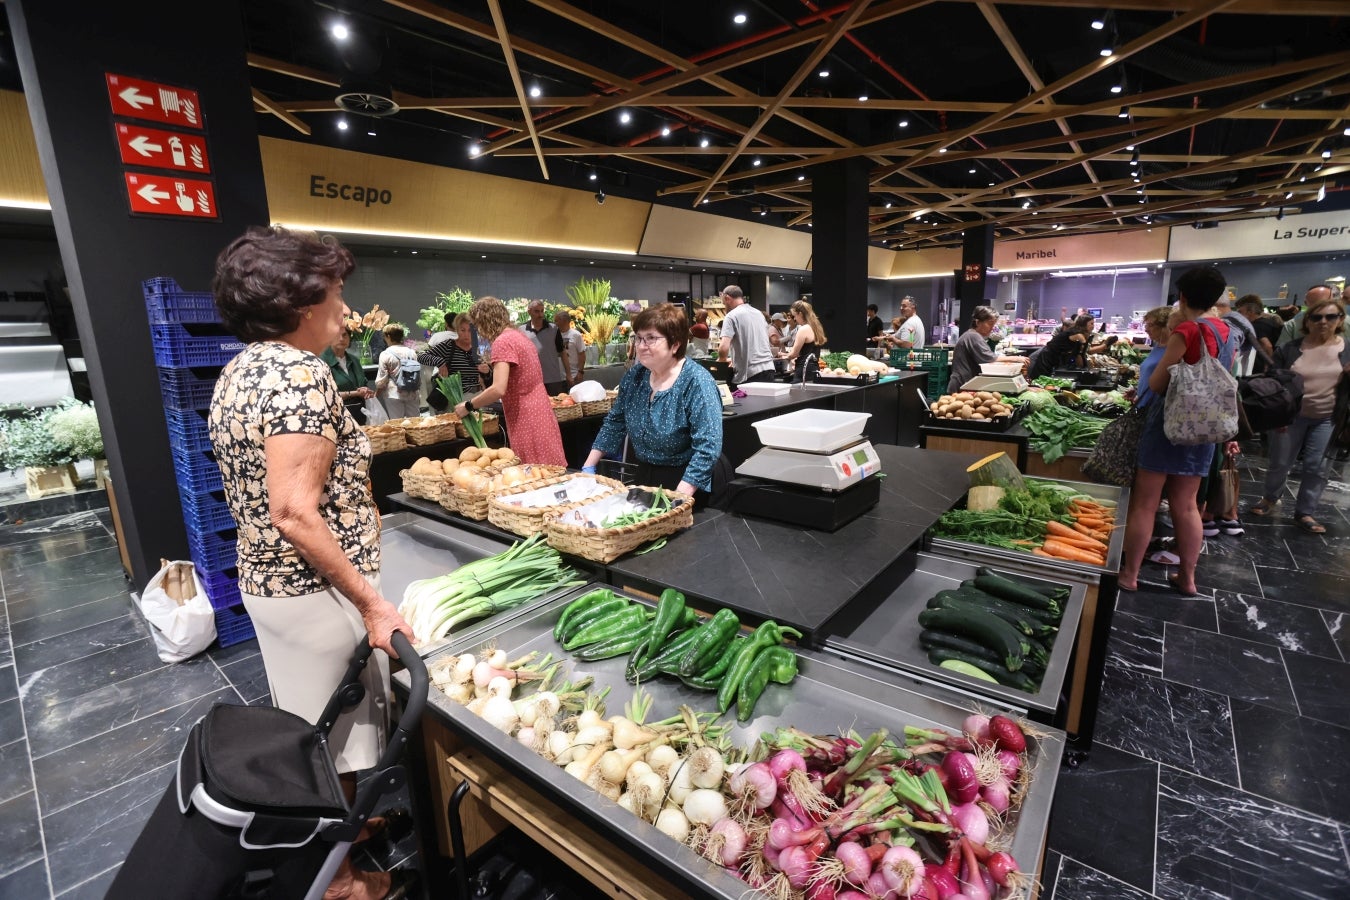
1118, 21, 1292, 83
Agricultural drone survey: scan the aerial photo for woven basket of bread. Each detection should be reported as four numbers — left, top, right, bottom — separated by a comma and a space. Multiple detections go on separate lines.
580, 397, 612, 417
446, 446, 522, 519
455, 412, 502, 439
403, 416, 457, 445
398, 455, 465, 501
553, 403, 582, 422
544, 488, 693, 562
488, 472, 626, 537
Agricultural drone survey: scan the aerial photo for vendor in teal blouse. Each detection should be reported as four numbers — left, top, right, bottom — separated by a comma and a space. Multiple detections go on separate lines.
321, 328, 374, 421
582, 303, 723, 497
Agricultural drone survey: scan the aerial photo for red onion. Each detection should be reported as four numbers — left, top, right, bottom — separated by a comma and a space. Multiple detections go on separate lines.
709, 817, 747, 868
985, 851, 1019, 887
768, 818, 820, 851
963, 714, 991, 743
924, 864, 961, 900
995, 750, 1022, 781
779, 845, 812, 890
768, 747, 807, 779
958, 838, 990, 900
838, 892, 871, 900
941, 751, 980, 805
987, 715, 1026, 754
879, 844, 925, 897
835, 840, 872, 888
807, 882, 838, 900
949, 802, 989, 845
867, 870, 896, 899
728, 761, 777, 810
981, 775, 1011, 814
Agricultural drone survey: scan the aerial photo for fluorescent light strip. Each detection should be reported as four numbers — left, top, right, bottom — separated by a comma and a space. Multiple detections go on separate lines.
275, 222, 637, 257
0, 198, 53, 210
1000, 258, 1165, 274
887, 272, 957, 280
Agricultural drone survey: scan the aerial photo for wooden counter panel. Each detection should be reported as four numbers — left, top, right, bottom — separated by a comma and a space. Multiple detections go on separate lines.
423, 715, 509, 858
924, 433, 1022, 467
1026, 452, 1089, 482
1065, 582, 1100, 736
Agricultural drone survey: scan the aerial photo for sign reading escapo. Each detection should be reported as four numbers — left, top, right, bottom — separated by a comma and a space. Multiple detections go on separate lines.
309, 175, 392, 207
1168, 209, 1350, 261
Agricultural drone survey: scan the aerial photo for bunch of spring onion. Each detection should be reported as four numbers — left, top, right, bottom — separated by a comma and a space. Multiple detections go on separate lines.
437, 372, 485, 448
400, 533, 581, 643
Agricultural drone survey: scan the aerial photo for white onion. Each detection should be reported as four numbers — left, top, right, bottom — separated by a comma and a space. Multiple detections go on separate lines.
682, 788, 727, 826
655, 808, 690, 843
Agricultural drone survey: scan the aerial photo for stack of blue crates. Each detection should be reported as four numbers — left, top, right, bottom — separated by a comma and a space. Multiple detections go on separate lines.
143, 278, 254, 646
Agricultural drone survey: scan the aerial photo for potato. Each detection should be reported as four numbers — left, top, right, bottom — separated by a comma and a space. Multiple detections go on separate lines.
957, 407, 972, 419
971, 412, 986, 420
441, 458, 460, 474
496, 447, 515, 460
476, 456, 494, 468
460, 446, 483, 462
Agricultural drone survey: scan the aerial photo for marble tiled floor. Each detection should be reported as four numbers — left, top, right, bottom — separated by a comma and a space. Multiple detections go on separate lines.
0, 450, 1347, 899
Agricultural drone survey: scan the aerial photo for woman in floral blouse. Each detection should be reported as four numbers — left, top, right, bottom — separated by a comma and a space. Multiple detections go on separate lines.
208, 226, 414, 900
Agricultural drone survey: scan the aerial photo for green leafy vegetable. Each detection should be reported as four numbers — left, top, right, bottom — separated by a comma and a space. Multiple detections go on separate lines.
1021, 406, 1109, 462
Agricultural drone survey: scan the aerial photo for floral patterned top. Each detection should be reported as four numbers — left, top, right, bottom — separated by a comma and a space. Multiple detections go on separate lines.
208, 341, 380, 597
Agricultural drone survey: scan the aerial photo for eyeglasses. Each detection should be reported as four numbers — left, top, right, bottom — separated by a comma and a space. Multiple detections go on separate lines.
1307, 312, 1344, 323
633, 334, 667, 347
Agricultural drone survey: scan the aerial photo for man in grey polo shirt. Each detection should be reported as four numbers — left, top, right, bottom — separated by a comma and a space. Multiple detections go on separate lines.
716, 285, 776, 386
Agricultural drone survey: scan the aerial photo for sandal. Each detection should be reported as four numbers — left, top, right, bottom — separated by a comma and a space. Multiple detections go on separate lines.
1296, 515, 1327, 534
1248, 498, 1280, 517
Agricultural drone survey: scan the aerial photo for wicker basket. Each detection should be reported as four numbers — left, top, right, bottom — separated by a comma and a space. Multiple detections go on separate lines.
456, 412, 502, 439
399, 469, 454, 501
404, 420, 456, 445
545, 489, 694, 562
488, 472, 626, 537
580, 397, 612, 417
363, 426, 407, 454
447, 457, 526, 519
437, 480, 458, 514
553, 403, 583, 422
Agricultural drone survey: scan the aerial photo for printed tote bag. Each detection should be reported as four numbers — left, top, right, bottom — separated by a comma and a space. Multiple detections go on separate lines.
1163, 318, 1238, 446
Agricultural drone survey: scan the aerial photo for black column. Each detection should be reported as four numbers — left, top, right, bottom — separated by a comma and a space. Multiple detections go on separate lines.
8, 0, 268, 585
811, 159, 870, 351
957, 224, 996, 325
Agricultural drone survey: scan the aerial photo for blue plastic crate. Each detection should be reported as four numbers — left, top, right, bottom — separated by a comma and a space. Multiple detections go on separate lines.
145, 289, 219, 325
158, 366, 222, 411
179, 488, 235, 533
187, 527, 237, 573
165, 408, 212, 454
151, 323, 245, 368
200, 568, 241, 610
172, 447, 223, 494
213, 603, 255, 647
143, 277, 181, 296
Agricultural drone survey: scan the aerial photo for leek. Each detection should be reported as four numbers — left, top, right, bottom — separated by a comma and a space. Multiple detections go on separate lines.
437, 372, 486, 449
400, 534, 581, 642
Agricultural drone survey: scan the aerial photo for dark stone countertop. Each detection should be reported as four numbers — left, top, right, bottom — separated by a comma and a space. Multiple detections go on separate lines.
605, 443, 979, 636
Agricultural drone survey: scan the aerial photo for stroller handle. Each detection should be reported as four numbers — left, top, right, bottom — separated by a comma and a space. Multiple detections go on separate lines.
389, 631, 428, 731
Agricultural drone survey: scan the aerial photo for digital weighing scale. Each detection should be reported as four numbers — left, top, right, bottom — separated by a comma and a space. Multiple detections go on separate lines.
731, 423, 883, 531
959, 373, 1028, 394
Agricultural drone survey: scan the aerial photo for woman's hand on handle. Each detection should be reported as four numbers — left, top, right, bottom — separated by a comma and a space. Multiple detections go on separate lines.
364, 600, 416, 658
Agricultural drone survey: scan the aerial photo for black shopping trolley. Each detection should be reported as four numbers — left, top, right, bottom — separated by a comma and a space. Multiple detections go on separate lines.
107, 632, 427, 900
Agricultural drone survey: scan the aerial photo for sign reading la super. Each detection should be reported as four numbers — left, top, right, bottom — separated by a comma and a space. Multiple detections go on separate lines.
1168, 209, 1350, 261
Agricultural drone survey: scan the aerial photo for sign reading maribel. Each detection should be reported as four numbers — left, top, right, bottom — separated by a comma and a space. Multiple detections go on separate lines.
1168, 208, 1350, 261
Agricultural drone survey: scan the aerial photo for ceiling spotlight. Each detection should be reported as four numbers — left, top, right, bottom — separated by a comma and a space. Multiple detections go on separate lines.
595, 189, 606, 205
898, 119, 909, 128
1133, 176, 1141, 183
1285, 191, 1294, 199
1021, 200, 1031, 209
1344, 127, 1350, 136
661, 125, 671, 137
337, 119, 349, 131
858, 93, 869, 102
410, 250, 417, 255
1130, 151, 1139, 166
528, 84, 541, 98
468, 142, 481, 157
733, 12, 747, 24
1100, 48, 1114, 57
1318, 182, 1327, 202
701, 198, 709, 204
1126, 144, 1136, 151
366, 130, 376, 137
1091, 19, 1105, 30
968, 168, 977, 174
1321, 149, 1332, 159
1110, 84, 1122, 94
700, 137, 710, 148
797, 174, 805, 181
1136, 188, 1143, 194
752, 157, 762, 167
1138, 198, 1146, 204
938, 147, 948, 154
1118, 106, 1130, 118
1301, 176, 1307, 182
1053, 224, 1062, 230
819, 70, 830, 78
619, 111, 631, 124
885, 201, 893, 208
759, 207, 768, 216
330, 22, 349, 40
588, 170, 598, 181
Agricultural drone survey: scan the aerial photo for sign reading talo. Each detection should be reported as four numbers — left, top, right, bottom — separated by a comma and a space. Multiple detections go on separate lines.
736, 236, 752, 250
309, 174, 392, 207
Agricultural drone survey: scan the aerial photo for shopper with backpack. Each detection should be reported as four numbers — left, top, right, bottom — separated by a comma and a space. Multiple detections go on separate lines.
375, 323, 423, 419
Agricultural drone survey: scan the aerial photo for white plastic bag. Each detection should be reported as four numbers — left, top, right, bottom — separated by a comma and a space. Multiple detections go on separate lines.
363, 397, 389, 425
138, 559, 216, 662
568, 380, 606, 403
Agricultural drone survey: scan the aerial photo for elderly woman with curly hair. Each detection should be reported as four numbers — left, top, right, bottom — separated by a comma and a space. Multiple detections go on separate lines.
454, 296, 566, 466
208, 226, 415, 900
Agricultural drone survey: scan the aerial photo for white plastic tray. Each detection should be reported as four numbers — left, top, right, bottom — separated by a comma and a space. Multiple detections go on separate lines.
751, 408, 871, 451
980, 361, 1023, 376
736, 381, 792, 397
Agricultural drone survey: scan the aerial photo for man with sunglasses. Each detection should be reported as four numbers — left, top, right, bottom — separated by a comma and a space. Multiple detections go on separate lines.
1276, 285, 1350, 347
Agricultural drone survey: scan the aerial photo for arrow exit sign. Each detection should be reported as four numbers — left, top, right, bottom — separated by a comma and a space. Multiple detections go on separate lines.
114, 123, 210, 174
106, 72, 203, 129
123, 172, 218, 219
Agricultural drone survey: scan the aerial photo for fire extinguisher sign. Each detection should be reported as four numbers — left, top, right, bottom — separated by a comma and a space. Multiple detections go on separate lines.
114, 123, 211, 174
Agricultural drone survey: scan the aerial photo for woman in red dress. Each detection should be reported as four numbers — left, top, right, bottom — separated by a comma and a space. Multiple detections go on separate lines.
454, 296, 566, 466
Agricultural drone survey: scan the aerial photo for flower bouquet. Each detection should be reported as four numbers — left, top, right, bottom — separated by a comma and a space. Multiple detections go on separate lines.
345, 304, 389, 362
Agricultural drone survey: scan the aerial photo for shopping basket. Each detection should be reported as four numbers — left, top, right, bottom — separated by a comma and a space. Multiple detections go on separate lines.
106, 632, 427, 900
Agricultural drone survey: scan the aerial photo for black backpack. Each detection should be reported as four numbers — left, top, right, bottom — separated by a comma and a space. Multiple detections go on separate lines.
1235, 344, 1303, 436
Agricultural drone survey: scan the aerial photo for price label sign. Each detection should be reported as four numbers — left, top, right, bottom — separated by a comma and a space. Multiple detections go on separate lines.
106, 72, 203, 129
123, 172, 218, 219
114, 123, 211, 174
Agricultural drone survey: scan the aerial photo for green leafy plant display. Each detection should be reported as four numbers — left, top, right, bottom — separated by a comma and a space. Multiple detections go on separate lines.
2, 409, 76, 469
418, 286, 475, 333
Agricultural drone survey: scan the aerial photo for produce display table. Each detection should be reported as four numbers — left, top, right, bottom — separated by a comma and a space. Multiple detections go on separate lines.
921, 420, 1096, 480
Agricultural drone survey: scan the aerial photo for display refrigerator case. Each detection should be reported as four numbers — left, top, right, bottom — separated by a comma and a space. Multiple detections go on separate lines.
395, 584, 1066, 900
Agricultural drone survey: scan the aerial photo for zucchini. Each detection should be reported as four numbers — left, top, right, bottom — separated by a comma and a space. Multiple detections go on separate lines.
920, 629, 1044, 676
974, 568, 1069, 602
938, 658, 1000, 683
974, 574, 1063, 613
929, 648, 1038, 691
929, 593, 1060, 637
917, 607, 1029, 671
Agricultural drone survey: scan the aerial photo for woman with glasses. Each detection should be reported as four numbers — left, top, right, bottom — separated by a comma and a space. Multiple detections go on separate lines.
582, 304, 723, 499
1249, 297, 1350, 533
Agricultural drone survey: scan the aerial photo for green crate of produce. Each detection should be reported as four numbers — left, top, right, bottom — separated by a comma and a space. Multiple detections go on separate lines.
890, 348, 951, 401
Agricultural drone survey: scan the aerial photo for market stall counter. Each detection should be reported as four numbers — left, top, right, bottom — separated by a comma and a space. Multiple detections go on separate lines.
920, 419, 1096, 480
394, 586, 1065, 900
